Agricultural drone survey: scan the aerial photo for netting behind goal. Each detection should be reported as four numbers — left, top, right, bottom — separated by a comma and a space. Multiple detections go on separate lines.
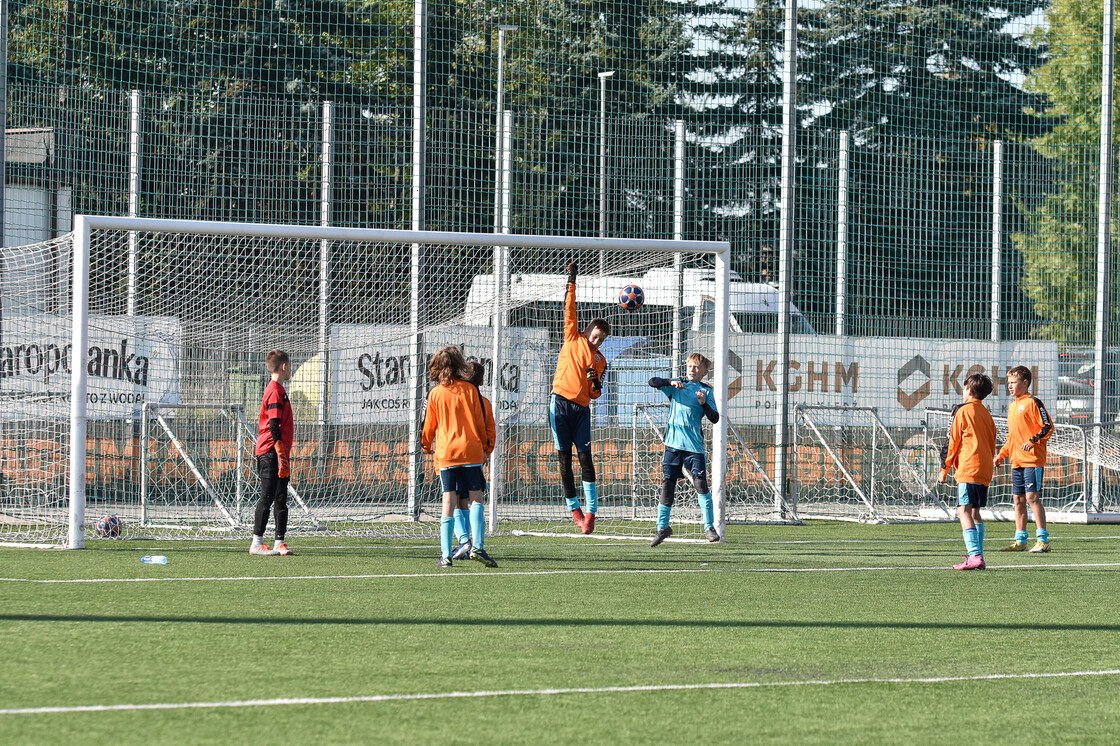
2, 217, 728, 545
0, 237, 73, 545
624, 405, 797, 538
923, 407, 1119, 518
792, 406, 946, 522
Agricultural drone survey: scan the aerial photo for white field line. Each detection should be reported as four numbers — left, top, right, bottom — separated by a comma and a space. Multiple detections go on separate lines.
8, 536, 1120, 553
3, 669, 1120, 716
4, 561, 1120, 584
512, 530, 709, 544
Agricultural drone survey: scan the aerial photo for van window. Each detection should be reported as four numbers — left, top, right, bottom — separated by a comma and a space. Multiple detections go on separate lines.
734, 312, 778, 334
699, 297, 744, 334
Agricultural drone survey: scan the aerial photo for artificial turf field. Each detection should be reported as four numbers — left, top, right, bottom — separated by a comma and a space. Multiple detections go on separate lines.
3, 521, 1120, 745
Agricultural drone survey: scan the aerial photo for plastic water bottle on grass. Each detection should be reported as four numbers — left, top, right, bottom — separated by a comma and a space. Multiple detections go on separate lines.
141, 555, 168, 564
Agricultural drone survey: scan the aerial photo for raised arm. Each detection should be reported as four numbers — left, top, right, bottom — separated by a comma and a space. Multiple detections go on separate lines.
564, 262, 579, 342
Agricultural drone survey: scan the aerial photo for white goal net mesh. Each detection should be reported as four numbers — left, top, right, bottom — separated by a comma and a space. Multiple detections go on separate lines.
1, 222, 728, 543
923, 407, 1120, 516
792, 406, 946, 522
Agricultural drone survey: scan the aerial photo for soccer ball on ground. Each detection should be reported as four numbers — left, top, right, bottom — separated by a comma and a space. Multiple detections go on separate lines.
97, 514, 121, 538
618, 284, 644, 311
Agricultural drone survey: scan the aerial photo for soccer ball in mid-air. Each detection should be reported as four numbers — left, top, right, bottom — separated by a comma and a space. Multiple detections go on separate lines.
97, 514, 121, 538
618, 284, 645, 311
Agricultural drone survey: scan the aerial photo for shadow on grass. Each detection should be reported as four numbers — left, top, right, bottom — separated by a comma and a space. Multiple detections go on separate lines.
4, 614, 1119, 632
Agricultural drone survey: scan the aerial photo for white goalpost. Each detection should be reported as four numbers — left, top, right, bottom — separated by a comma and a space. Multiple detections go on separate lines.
4, 215, 730, 547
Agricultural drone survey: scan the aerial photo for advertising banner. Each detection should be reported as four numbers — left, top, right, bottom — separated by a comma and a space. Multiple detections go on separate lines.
0, 314, 181, 420
718, 335, 1058, 427
330, 324, 550, 425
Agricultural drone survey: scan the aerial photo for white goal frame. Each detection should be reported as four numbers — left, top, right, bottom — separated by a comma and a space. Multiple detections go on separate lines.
64, 215, 731, 547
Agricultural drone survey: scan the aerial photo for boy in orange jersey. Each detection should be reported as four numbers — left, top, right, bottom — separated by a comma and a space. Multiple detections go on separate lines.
422, 347, 497, 568
994, 365, 1054, 553
251, 350, 295, 556
550, 262, 610, 534
451, 361, 496, 561
939, 373, 997, 571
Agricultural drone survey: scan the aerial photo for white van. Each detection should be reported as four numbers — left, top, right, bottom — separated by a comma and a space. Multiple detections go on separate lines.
462, 267, 814, 342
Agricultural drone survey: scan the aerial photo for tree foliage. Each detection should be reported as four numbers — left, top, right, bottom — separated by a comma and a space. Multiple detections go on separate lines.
1015, 0, 1115, 343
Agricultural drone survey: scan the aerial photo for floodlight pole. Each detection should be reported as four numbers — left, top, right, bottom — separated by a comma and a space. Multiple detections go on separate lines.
672, 120, 686, 375
835, 131, 848, 337
494, 25, 518, 234
990, 140, 1003, 343
319, 100, 334, 479
127, 90, 141, 317
489, 26, 517, 527
598, 71, 615, 274
1092, 0, 1115, 510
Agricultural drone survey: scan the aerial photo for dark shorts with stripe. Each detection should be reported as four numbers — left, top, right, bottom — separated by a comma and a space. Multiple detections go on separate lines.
662, 447, 708, 483
1011, 466, 1045, 495
549, 393, 592, 453
439, 465, 485, 494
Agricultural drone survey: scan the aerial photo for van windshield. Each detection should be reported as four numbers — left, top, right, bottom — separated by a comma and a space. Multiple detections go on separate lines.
506, 302, 693, 357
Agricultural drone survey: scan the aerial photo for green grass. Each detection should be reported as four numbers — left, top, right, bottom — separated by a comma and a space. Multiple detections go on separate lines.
4, 522, 1120, 744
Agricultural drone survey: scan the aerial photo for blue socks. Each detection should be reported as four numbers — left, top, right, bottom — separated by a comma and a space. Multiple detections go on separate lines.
1037, 528, 1049, 544
470, 502, 486, 550
567, 496, 581, 512
453, 508, 469, 544
583, 481, 598, 515
962, 527, 980, 557
698, 492, 714, 530
657, 504, 671, 531
976, 522, 985, 553
440, 516, 454, 560
1016, 529, 1029, 545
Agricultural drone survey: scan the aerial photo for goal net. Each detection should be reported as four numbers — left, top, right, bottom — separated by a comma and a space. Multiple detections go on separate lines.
623, 405, 798, 542
924, 407, 1120, 520
627, 406, 798, 526
792, 405, 947, 522
1, 216, 729, 546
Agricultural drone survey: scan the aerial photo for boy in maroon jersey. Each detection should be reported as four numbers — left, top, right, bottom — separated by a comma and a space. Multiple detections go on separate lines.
251, 350, 295, 556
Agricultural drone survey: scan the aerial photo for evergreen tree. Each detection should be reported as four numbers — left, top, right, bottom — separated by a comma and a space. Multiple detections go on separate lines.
791, 0, 1053, 336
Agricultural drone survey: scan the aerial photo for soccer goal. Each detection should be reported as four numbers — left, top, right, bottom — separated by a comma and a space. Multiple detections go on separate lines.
627, 403, 799, 529
135, 402, 322, 535
924, 408, 1120, 523
792, 405, 948, 522
1, 216, 730, 547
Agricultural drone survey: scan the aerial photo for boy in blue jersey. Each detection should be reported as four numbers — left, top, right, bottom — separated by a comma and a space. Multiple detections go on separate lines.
648, 352, 721, 545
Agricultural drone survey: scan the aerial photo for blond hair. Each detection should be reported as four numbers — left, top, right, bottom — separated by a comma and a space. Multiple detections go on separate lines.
687, 353, 712, 376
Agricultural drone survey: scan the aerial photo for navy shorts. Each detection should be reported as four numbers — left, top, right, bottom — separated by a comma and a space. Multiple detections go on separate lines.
957, 482, 989, 508
439, 465, 485, 494
549, 394, 592, 452
662, 447, 708, 483
1011, 466, 1045, 495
